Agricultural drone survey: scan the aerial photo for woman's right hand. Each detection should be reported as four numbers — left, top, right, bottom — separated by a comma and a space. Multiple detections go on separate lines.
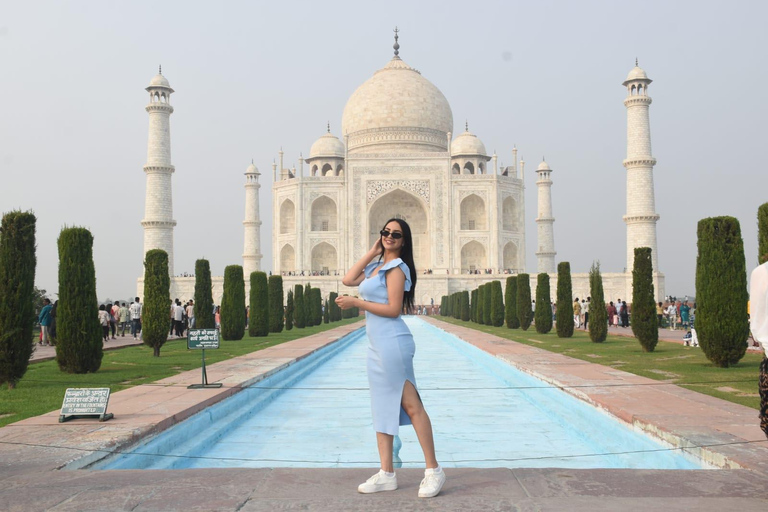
369, 237, 383, 257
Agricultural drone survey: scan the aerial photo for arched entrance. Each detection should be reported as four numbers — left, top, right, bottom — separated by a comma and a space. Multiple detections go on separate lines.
368, 189, 429, 270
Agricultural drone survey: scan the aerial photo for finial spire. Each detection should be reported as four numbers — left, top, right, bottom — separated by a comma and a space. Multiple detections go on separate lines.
393, 27, 400, 57
327, 121, 330, 133
251, 158, 254, 164
635, 57, 638, 66
159, 65, 162, 75
465, 120, 469, 132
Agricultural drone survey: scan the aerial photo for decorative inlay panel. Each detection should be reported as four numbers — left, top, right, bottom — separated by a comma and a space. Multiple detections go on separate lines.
366, 180, 430, 205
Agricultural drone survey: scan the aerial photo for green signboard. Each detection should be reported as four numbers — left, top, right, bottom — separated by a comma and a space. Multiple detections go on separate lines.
187, 328, 220, 349
59, 387, 113, 422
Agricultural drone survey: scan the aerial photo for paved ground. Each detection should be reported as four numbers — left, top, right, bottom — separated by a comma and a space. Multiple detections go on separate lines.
3, 318, 767, 511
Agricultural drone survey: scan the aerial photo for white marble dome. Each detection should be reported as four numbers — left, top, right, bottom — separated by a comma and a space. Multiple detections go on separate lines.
624, 66, 650, 83
537, 160, 551, 171
246, 162, 259, 174
309, 132, 345, 159
149, 73, 171, 88
451, 129, 487, 156
341, 56, 453, 153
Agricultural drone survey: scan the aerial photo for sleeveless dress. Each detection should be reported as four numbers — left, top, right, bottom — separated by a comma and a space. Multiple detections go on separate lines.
358, 257, 415, 435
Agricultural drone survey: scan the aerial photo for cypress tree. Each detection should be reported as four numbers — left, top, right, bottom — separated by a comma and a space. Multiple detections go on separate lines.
312, 288, 323, 326
56, 227, 103, 371
294, 284, 305, 328
517, 274, 533, 331
285, 289, 294, 330
268, 275, 284, 333
141, 249, 170, 357
249, 272, 269, 337
476, 285, 485, 324
304, 283, 312, 326
329, 291, 339, 322
193, 259, 214, 329
490, 280, 505, 327
323, 299, 330, 323
632, 247, 658, 352
0, 211, 37, 388
453, 293, 460, 319
483, 283, 492, 325
535, 273, 553, 334
588, 262, 608, 343
221, 265, 245, 341
696, 217, 749, 367
460, 290, 470, 321
505, 276, 519, 329
759, 202, 768, 265
556, 262, 574, 338
470, 289, 477, 322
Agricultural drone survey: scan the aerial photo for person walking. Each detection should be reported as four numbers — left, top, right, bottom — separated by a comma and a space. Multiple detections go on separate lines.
186, 300, 196, 330
118, 302, 130, 336
337, 218, 445, 498
98, 305, 110, 342
620, 300, 630, 327
583, 298, 591, 330
109, 302, 119, 340
38, 298, 53, 346
173, 300, 184, 337
572, 298, 581, 328
129, 297, 142, 340
656, 301, 664, 327
666, 302, 678, 330
607, 301, 617, 328
680, 301, 691, 330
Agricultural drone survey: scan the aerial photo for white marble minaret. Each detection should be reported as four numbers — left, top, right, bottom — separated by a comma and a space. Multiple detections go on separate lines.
535, 158, 556, 273
242, 161, 263, 277
141, 67, 177, 275
622, 61, 660, 274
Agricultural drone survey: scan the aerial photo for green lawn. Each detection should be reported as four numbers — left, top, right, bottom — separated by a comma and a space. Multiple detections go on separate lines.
0, 318, 363, 428
433, 316, 763, 410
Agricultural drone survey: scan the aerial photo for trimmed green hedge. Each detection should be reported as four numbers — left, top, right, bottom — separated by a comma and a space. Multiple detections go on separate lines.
517, 274, 532, 331
249, 272, 269, 337
268, 275, 284, 333
556, 262, 574, 338
588, 262, 607, 343
193, 259, 214, 329
142, 249, 170, 357
534, 273, 552, 334
221, 265, 245, 341
632, 248, 658, 352
505, 276, 519, 329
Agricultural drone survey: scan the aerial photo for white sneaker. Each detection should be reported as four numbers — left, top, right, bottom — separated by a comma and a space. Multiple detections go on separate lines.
418, 467, 446, 498
357, 470, 397, 494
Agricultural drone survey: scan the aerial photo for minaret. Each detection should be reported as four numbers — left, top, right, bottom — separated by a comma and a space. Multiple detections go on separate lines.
242, 161, 263, 277
535, 158, 556, 273
141, 66, 177, 275
623, 60, 660, 274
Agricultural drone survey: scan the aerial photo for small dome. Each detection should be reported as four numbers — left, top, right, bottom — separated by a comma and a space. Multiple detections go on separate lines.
623, 65, 651, 85
308, 132, 345, 159
537, 160, 551, 171
245, 162, 259, 174
451, 129, 487, 157
149, 73, 171, 88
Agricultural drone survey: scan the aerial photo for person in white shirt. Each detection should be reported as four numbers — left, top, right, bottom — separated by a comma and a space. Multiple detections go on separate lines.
129, 298, 143, 340
173, 300, 184, 337
666, 303, 678, 330
186, 300, 195, 329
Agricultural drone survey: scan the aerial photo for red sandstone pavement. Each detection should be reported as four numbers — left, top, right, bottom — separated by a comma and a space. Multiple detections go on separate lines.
2, 318, 767, 511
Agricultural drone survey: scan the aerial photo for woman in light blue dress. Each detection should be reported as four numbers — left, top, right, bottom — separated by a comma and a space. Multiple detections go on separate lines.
337, 218, 445, 498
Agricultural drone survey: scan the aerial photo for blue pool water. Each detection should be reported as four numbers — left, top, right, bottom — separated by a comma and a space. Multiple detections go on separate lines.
95, 317, 705, 470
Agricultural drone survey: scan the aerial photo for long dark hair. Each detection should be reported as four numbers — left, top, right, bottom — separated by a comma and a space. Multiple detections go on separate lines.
378, 218, 417, 313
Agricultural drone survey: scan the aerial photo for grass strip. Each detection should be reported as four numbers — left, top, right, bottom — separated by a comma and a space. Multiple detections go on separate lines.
0, 318, 363, 427
433, 316, 762, 410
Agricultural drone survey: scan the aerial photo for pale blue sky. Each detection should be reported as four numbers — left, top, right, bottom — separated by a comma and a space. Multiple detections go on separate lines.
1, 0, 766, 299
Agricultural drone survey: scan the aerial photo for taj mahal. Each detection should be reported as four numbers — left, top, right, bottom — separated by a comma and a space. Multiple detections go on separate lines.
137, 35, 664, 305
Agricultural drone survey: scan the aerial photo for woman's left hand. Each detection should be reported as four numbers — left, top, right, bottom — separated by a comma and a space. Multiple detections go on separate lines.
335, 295, 359, 310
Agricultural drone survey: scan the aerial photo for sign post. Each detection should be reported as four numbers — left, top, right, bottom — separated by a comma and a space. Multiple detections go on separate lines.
187, 328, 223, 389
59, 388, 113, 422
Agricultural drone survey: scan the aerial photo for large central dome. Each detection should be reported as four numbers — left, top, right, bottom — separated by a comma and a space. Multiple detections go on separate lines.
341, 56, 454, 154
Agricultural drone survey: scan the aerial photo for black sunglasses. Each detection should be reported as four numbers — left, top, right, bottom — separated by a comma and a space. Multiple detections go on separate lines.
380, 229, 403, 240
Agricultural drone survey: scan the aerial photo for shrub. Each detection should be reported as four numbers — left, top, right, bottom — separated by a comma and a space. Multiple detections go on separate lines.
323, 299, 329, 324
328, 291, 338, 322
294, 284, 305, 328
249, 272, 269, 337
312, 288, 323, 326
141, 249, 171, 357
517, 274, 533, 331
221, 265, 245, 341
535, 273, 553, 334
268, 275, 284, 333
193, 259, 214, 329
759, 202, 768, 265
0, 211, 37, 388
490, 281, 504, 327
453, 293, 460, 319
483, 284, 492, 325
304, 283, 313, 326
476, 285, 485, 325
695, 217, 749, 367
631, 248, 658, 351
56, 227, 103, 371
505, 276, 519, 329
588, 262, 607, 343
460, 290, 470, 321
470, 289, 478, 322
285, 289, 294, 330
556, 262, 574, 338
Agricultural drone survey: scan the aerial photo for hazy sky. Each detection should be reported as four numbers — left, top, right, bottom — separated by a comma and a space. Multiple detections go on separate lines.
2, 0, 766, 300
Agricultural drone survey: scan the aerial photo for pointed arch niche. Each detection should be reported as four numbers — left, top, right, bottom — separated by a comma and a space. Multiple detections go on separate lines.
280, 244, 296, 272
503, 241, 518, 271
280, 199, 295, 234
461, 241, 487, 273
311, 242, 337, 273
310, 196, 337, 231
368, 189, 429, 270
502, 196, 518, 231
460, 194, 487, 230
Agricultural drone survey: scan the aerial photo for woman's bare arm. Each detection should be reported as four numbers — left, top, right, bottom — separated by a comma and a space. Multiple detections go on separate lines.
352, 267, 405, 318
341, 240, 382, 287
